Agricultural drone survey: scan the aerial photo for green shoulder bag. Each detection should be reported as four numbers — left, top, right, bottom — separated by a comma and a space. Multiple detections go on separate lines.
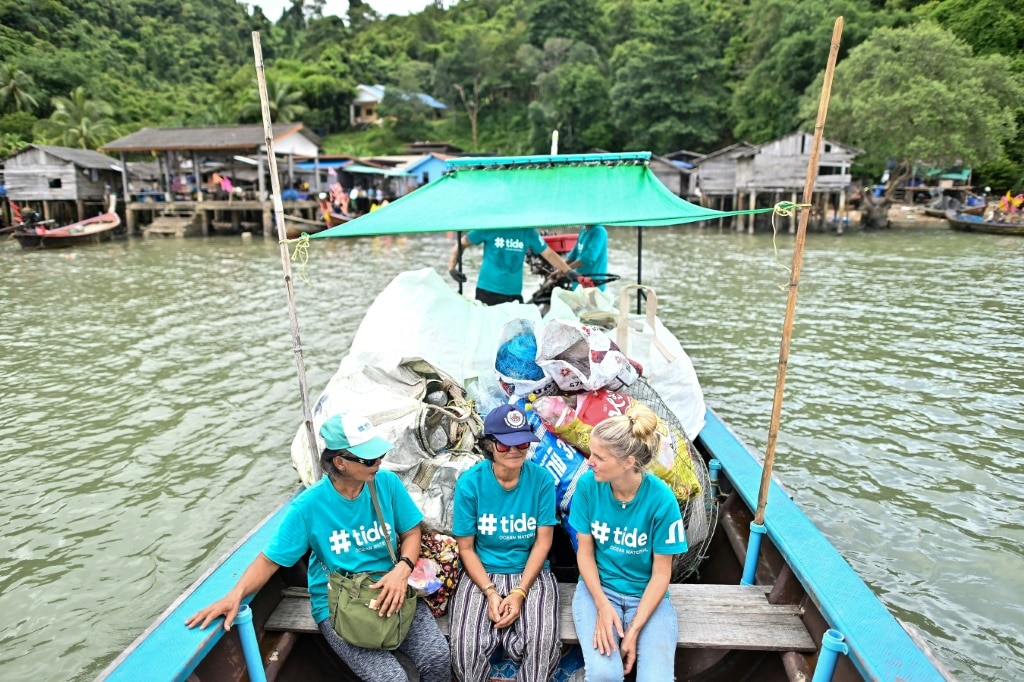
324, 478, 417, 650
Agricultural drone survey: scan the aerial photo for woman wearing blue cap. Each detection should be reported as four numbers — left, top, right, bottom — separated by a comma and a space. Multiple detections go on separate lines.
449, 403, 561, 681
186, 412, 450, 682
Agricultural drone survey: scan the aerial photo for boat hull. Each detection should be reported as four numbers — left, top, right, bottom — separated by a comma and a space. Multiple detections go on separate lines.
945, 209, 1024, 235
13, 212, 121, 249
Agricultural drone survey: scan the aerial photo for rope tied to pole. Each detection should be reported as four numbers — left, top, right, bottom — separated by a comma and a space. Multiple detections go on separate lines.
769, 201, 813, 285
279, 232, 311, 284
773, 201, 812, 217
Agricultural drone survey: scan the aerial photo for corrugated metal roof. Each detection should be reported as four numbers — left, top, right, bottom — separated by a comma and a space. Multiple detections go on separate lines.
13, 144, 118, 170
99, 124, 320, 153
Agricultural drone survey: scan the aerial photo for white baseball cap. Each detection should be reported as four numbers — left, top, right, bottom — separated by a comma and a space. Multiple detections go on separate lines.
319, 413, 393, 458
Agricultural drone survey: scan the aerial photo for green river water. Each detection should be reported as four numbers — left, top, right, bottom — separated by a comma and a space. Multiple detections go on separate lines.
0, 225, 1021, 681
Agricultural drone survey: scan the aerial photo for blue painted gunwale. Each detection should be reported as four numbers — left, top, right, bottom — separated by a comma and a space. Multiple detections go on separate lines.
95, 492, 299, 682
699, 407, 944, 681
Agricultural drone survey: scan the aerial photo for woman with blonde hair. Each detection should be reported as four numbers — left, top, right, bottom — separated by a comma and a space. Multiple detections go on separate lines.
569, 403, 688, 681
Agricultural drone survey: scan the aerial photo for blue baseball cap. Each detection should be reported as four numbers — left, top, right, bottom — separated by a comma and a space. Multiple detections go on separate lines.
484, 404, 541, 447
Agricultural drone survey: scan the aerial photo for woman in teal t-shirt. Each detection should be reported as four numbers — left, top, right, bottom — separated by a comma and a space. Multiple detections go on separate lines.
569, 404, 688, 681
186, 413, 450, 682
449, 404, 561, 681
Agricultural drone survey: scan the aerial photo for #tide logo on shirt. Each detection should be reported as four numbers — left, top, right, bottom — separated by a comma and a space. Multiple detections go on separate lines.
493, 236, 525, 250
477, 512, 538, 539
327, 520, 393, 554
590, 518, 686, 554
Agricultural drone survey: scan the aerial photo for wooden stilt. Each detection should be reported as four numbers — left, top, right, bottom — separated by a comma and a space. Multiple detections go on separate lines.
748, 190, 757, 235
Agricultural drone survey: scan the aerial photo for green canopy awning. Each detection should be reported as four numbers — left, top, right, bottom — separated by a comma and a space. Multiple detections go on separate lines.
311, 152, 770, 238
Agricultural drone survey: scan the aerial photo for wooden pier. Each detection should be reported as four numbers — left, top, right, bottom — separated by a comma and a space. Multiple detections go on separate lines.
126, 199, 320, 237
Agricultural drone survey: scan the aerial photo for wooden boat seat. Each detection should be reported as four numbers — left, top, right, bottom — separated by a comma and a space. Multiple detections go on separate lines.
264, 583, 815, 652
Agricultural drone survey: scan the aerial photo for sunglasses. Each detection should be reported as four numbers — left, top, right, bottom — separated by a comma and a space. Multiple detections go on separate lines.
489, 439, 531, 453
337, 452, 385, 467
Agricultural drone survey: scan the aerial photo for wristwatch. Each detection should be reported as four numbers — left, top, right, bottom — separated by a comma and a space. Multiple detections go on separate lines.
398, 556, 415, 571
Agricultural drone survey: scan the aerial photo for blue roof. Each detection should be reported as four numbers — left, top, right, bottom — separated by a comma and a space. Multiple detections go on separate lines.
363, 84, 446, 110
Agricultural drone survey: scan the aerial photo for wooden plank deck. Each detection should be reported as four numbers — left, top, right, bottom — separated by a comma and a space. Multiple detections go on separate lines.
265, 583, 815, 652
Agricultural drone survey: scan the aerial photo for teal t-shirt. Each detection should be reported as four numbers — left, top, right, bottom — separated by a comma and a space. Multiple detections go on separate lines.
567, 225, 608, 290
467, 228, 547, 296
568, 470, 687, 597
264, 470, 423, 624
452, 459, 557, 574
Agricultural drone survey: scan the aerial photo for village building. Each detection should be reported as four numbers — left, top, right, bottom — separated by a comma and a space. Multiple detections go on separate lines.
99, 123, 322, 236
2, 144, 122, 225
691, 133, 860, 232
349, 85, 447, 127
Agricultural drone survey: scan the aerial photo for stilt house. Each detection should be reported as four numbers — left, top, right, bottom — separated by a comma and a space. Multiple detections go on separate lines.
2, 144, 121, 223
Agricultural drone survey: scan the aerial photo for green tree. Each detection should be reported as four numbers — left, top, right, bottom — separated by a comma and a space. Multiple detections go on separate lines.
527, 0, 604, 50
0, 63, 39, 114
0, 110, 37, 139
729, 0, 883, 144
809, 22, 1024, 227
0, 132, 27, 158
33, 86, 117, 149
926, 0, 1024, 58
608, 0, 728, 153
378, 61, 438, 141
239, 78, 309, 123
435, 25, 521, 149
520, 39, 612, 153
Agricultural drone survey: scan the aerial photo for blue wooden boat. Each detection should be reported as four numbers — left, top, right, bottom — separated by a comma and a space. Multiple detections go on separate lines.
96, 148, 951, 682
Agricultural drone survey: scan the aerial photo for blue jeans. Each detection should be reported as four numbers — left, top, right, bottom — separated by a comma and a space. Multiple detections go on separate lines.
572, 582, 678, 682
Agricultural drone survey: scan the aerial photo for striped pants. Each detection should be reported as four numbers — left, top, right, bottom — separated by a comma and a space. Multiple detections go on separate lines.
449, 570, 561, 682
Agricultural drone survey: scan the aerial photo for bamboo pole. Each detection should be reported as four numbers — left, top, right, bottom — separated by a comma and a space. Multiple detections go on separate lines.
252, 31, 320, 480
754, 17, 844, 526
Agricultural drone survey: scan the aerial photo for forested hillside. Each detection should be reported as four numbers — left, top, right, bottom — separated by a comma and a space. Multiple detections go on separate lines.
1, 0, 1022, 191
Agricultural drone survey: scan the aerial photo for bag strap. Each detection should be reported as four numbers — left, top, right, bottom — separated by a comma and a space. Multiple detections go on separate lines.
616, 285, 676, 363
368, 477, 399, 564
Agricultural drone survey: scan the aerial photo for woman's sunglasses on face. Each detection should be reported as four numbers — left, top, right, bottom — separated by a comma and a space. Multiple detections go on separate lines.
490, 439, 530, 453
338, 452, 384, 466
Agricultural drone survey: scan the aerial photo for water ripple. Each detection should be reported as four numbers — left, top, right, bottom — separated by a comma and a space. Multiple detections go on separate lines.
1, 230, 1021, 681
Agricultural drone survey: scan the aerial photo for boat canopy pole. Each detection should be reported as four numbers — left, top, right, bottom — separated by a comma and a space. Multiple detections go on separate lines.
252, 31, 321, 480
744, 17, 843, 583
636, 226, 643, 314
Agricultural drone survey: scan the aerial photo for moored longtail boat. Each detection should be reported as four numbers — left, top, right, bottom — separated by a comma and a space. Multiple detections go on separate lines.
944, 209, 1024, 236
13, 195, 121, 249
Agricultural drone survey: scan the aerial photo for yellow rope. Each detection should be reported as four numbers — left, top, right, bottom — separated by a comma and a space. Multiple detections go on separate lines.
770, 201, 812, 286
279, 232, 312, 284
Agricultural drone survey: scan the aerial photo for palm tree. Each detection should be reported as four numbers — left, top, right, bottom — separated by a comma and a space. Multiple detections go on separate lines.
0, 132, 27, 158
0, 63, 39, 114
240, 78, 308, 123
33, 86, 117, 149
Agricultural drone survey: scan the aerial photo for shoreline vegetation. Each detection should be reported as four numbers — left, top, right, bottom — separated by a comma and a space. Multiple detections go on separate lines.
0, 0, 1021, 204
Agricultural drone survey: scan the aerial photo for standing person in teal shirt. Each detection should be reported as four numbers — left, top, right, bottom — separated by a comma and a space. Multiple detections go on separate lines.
565, 224, 609, 290
187, 413, 450, 682
449, 404, 562, 681
569, 404, 688, 681
448, 228, 574, 305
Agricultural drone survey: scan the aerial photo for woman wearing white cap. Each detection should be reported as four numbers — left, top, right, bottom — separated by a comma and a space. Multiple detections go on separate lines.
187, 412, 450, 682
448, 403, 561, 681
